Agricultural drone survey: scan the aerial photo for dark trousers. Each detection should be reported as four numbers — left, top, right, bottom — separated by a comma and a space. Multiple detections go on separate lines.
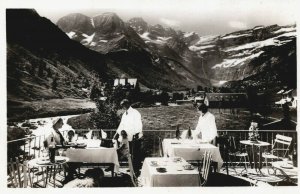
129, 139, 143, 175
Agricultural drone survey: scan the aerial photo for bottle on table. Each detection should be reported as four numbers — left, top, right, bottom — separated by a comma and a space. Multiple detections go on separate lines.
49, 136, 56, 163
186, 127, 193, 140
175, 125, 181, 139
292, 142, 297, 167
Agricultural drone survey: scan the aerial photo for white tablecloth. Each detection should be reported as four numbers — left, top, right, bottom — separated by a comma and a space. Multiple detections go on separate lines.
162, 139, 224, 171
65, 147, 119, 172
140, 157, 200, 187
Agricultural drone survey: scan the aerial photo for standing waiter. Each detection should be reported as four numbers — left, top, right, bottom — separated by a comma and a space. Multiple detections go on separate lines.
113, 99, 143, 175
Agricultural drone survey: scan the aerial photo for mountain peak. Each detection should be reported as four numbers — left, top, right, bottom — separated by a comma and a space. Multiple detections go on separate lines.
57, 13, 94, 35
92, 12, 125, 34
128, 17, 148, 34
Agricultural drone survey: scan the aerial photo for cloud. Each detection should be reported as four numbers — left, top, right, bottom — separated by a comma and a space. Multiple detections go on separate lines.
160, 18, 181, 27
228, 21, 248, 29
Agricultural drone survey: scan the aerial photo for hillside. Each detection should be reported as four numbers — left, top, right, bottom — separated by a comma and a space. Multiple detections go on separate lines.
192, 25, 297, 90
57, 12, 210, 90
57, 12, 296, 91
6, 9, 108, 120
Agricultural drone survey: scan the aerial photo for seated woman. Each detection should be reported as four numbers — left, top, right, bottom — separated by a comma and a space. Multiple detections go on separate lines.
117, 130, 130, 160
85, 129, 107, 140
65, 129, 77, 143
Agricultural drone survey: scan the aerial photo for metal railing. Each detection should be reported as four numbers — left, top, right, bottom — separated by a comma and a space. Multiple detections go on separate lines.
7, 129, 297, 161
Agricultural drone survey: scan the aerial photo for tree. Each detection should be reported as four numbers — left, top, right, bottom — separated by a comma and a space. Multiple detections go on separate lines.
160, 91, 170, 106
89, 84, 124, 129
197, 85, 203, 92
52, 77, 58, 91
246, 86, 258, 116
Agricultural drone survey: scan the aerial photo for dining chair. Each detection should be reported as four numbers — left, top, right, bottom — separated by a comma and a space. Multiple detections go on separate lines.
228, 136, 249, 175
199, 151, 212, 186
216, 135, 230, 175
262, 134, 292, 174
126, 153, 138, 187
158, 136, 164, 157
8, 158, 31, 188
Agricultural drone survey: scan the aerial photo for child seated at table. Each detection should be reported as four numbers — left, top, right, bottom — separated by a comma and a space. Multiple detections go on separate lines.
104, 130, 129, 173
117, 130, 130, 160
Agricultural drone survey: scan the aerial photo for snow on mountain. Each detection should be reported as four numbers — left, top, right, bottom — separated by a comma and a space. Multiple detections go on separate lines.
184, 31, 196, 38
189, 44, 215, 52
221, 33, 251, 40
90, 18, 95, 28
81, 33, 95, 45
225, 31, 296, 52
273, 26, 296, 34
66, 31, 76, 38
212, 51, 264, 68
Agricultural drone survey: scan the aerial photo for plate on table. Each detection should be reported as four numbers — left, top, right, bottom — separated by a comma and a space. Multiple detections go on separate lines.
173, 157, 182, 162
150, 161, 158, 167
183, 164, 195, 170
156, 167, 167, 173
76, 143, 87, 148
67, 142, 77, 146
55, 156, 66, 162
280, 164, 293, 169
36, 159, 51, 165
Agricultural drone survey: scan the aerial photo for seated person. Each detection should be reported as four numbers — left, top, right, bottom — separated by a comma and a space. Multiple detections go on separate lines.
63, 168, 104, 188
105, 130, 129, 173
117, 130, 130, 160
44, 118, 65, 147
65, 129, 77, 143
85, 129, 107, 140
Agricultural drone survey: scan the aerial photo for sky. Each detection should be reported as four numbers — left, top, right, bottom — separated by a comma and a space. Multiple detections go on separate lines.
29, 0, 298, 36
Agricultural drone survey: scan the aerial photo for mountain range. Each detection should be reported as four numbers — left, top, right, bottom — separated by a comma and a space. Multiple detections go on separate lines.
57, 12, 296, 91
6, 9, 297, 118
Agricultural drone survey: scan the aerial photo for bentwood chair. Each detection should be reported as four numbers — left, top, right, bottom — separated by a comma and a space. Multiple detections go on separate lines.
228, 136, 249, 175
262, 134, 292, 174
8, 158, 31, 188
127, 153, 138, 187
199, 151, 212, 186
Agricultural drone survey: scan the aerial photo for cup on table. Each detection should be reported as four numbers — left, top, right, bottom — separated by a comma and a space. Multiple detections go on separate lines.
41, 149, 49, 159
58, 149, 64, 156
282, 158, 288, 165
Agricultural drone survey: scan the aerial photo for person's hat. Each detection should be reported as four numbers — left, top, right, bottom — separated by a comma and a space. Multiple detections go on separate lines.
120, 99, 130, 106
52, 118, 63, 126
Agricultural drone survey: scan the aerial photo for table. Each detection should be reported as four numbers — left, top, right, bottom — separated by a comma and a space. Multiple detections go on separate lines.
65, 146, 119, 176
162, 139, 224, 171
140, 157, 200, 187
240, 140, 271, 172
272, 161, 298, 184
27, 156, 69, 187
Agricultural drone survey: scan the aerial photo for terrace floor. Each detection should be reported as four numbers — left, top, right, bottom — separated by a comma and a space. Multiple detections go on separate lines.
17, 165, 296, 188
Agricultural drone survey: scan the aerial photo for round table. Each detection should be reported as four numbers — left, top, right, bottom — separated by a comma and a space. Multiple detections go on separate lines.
28, 156, 69, 187
272, 161, 298, 184
240, 140, 271, 172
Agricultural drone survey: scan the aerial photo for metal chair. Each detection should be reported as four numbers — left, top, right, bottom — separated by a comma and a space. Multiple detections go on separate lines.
8, 158, 31, 188
199, 151, 212, 186
262, 134, 292, 174
228, 136, 249, 175
127, 153, 138, 187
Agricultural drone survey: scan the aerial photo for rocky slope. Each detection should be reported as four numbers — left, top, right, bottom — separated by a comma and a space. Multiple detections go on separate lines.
123, 16, 296, 91
6, 9, 108, 119
190, 25, 296, 90
57, 13, 210, 90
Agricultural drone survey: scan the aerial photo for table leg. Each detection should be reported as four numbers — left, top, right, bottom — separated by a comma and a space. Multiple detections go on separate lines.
111, 164, 114, 177
44, 167, 49, 188
53, 166, 56, 188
